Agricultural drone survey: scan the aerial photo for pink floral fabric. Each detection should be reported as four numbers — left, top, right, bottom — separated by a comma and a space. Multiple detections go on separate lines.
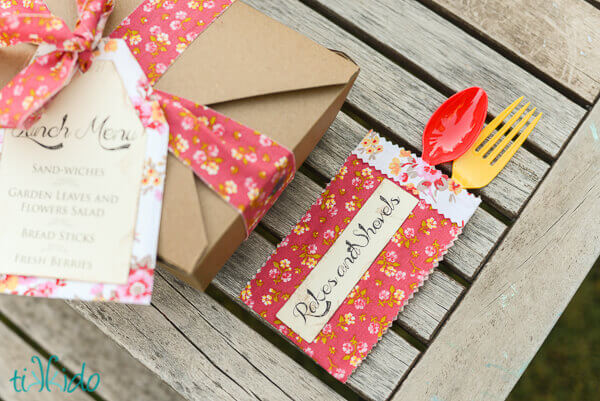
158, 92, 295, 231
356, 130, 480, 225
0, 0, 296, 234
0, 38, 170, 304
241, 133, 477, 382
110, 0, 233, 86
0, 0, 114, 127
111, 0, 296, 232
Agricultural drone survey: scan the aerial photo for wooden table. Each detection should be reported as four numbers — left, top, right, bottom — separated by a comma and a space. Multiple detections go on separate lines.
1, 1, 599, 400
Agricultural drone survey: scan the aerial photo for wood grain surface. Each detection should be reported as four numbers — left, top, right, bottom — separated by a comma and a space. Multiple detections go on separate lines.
423, 0, 600, 102
1, 1, 597, 400
0, 297, 183, 401
392, 100, 600, 401
68, 270, 346, 401
312, 0, 586, 159
0, 323, 93, 401
247, 0, 554, 219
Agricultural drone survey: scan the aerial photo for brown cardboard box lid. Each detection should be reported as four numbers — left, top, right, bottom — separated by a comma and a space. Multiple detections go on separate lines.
153, 2, 358, 105
150, 1, 359, 272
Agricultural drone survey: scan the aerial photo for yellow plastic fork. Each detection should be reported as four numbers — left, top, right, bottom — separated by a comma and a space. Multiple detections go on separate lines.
451, 97, 542, 189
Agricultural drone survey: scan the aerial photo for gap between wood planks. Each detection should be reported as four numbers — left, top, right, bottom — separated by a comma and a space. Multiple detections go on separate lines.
386, 87, 600, 401
415, 0, 596, 108
319, 0, 594, 110
298, 0, 587, 164
152, 268, 359, 401
186, 278, 420, 399
204, 283, 362, 400
387, 98, 600, 385
0, 310, 107, 401
148, 288, 289, 401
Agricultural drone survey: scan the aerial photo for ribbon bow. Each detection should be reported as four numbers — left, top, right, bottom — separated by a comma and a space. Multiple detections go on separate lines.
0, 0, 114, 127
0, 0, 295, 233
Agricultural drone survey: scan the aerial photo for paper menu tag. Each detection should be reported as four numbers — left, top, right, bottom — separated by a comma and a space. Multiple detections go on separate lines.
0, 60, 147, 285
276, 179, 417, 342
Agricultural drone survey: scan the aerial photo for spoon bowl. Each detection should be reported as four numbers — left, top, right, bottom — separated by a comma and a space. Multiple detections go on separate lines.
422, 87, 488, 165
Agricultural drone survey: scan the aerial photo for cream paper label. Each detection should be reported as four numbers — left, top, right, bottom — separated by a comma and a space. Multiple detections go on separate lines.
276, 179, 417, 342
0, 60, 147, 284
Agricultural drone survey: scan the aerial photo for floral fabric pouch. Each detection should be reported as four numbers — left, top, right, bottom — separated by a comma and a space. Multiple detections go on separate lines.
240, 130, 480, 382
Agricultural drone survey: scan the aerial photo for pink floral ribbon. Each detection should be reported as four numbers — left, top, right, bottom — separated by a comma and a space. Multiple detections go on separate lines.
0, 0, 296, 234
0, 0, 114, 127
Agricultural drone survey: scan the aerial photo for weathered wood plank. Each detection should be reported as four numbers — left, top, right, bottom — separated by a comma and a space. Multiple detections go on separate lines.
0, 297, 184, 401
444, 207, 505, 279
392, 99, 600, 401
0, 322, 93, 401
214, 233, 420, 401
399, 270, 465, 342
313, 0, 586, 157
346, 331, 419, 401
68, 298, 277, 401
424, 0, 600, 102
245, 0, 552, 218
304, 112, 507, 279
151, 270, 345, 401
68, 271, 354, 401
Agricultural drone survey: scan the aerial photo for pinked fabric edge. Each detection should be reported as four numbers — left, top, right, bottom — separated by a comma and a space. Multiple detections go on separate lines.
353, 130, 480, 227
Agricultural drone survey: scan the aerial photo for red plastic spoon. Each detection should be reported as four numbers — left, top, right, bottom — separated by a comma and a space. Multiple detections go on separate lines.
422, 87, 488, 165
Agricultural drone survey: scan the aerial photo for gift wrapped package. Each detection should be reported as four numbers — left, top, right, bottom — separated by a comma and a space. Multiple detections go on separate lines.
0, 0, 359, 291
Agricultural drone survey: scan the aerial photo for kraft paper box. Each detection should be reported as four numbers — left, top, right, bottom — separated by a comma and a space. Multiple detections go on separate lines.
0, 0, 359, 290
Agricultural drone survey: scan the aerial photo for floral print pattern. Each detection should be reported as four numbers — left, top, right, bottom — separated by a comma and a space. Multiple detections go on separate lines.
111, 0, 234, 85
158, 92, 295, 232
113, 0, 296, 233
1, 0, 295, 238
0, 38, 169, 304
0, 0, 115, 127
355, 131, 480, 226
241, 132, 479, 382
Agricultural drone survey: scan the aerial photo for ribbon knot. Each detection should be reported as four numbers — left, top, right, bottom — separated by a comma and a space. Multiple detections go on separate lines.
0, 0, 114, 126
56, 0, 114, 71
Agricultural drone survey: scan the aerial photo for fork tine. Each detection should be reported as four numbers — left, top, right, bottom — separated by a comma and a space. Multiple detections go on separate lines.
494, 112, 542, 168
478, 101, 530, 156
472, 96, 524, 149
487, 107, 536, 162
